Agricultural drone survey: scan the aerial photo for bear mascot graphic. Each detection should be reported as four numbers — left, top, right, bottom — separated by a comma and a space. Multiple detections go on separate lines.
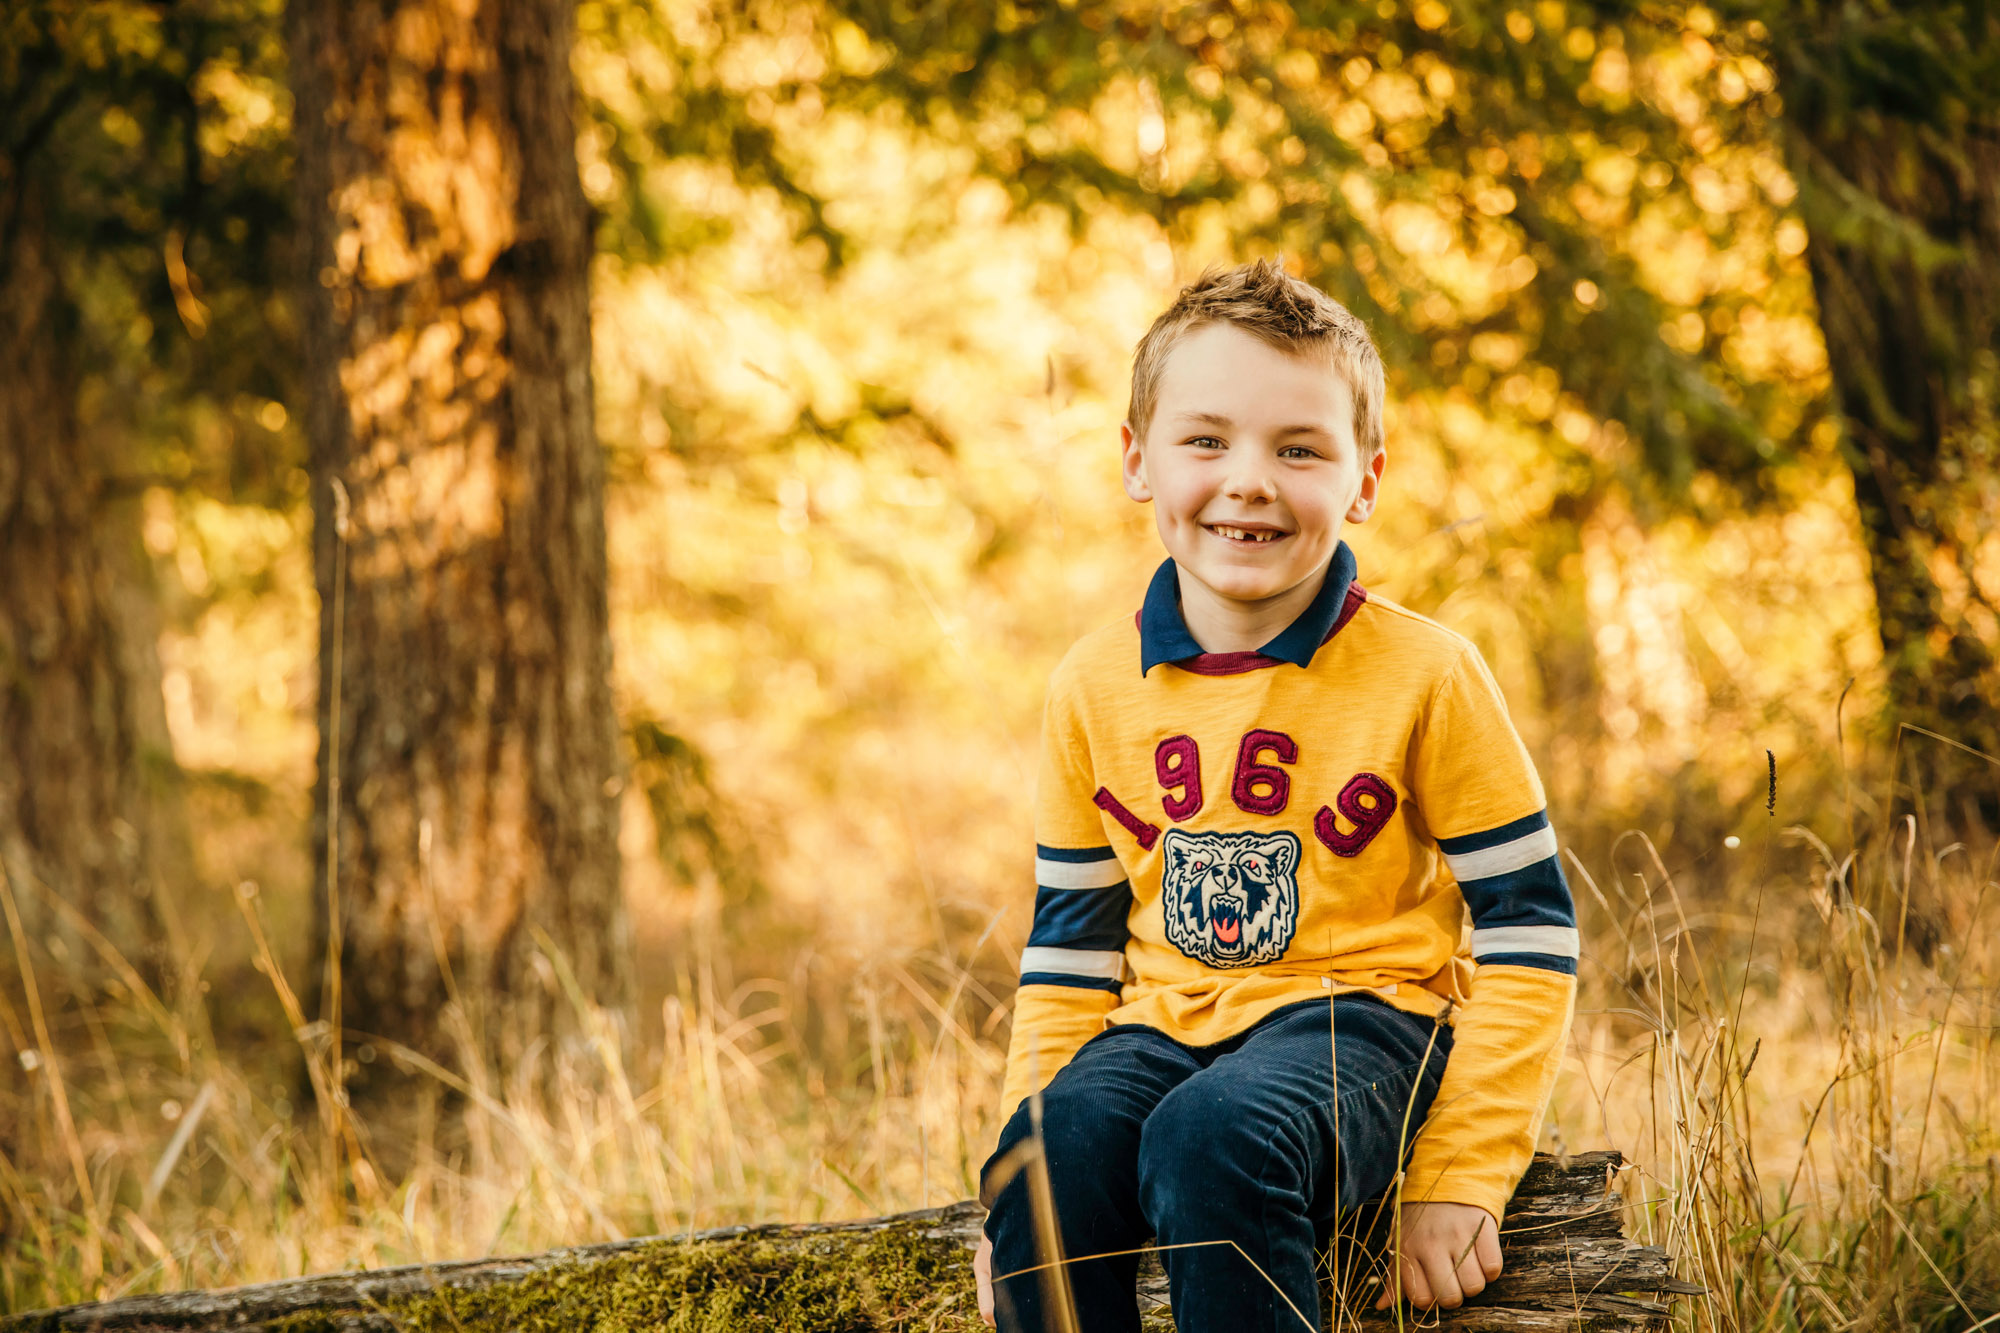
1160, 828, 1301, 968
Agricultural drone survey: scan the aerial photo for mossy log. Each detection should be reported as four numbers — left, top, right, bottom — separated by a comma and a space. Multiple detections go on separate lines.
8, 1151, 1698, 1333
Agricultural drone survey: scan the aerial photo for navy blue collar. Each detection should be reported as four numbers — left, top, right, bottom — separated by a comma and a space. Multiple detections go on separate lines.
1139, 541, 1359, 675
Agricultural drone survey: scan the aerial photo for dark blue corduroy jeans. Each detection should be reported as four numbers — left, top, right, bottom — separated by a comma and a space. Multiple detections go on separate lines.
980, 994, 1452, 1333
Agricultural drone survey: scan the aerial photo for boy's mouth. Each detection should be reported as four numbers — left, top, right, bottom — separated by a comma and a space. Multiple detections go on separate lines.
1205, 524, 1286, 544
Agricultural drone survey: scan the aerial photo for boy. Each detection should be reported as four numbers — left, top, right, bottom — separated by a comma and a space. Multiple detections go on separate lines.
974, 260, 1577, 1333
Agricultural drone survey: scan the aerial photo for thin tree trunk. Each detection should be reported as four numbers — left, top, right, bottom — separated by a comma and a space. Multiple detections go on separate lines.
0, 177, 167, 970
289, 0, 628, 1084
1777, 27, 2000, 758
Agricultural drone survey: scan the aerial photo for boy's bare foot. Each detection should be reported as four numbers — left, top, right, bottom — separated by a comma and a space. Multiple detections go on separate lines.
1373, 1200, 1503, 1311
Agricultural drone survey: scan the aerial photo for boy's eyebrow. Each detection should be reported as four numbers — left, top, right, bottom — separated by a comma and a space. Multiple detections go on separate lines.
1173, 411, 1332, 437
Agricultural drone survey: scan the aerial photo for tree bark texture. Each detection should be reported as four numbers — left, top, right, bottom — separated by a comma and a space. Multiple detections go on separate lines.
289, 0, 628, 1076
0, 173, 170, 969
7, 1152, 1697, 1333
1776, 15, 2000, 755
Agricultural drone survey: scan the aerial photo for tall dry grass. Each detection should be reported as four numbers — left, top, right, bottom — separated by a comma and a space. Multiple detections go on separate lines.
2, 760, 1997, 1328
1559, 746, 2000, 1331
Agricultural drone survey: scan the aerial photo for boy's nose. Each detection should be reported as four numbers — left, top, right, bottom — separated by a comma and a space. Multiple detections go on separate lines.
1222, 453, 1279, 502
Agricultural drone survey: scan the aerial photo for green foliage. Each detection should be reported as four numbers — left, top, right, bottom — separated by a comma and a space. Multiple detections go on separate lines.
3, 0, 298, 507
810, 0, 1809, 497
630, 719, 766, 908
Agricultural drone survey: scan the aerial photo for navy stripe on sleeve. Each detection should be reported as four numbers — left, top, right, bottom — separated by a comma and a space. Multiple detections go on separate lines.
1436, 809, 1550, 855
1026, 885, 1131, 952
1476, 952, 1579, 975
1019, 972, 1125, 993
1442, 809, 1578, 974
1036, 844, 1120, 863
1455, 860, 1576, 931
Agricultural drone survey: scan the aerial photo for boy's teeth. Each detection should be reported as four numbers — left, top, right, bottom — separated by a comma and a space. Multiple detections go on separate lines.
1210, 525, 1278, 542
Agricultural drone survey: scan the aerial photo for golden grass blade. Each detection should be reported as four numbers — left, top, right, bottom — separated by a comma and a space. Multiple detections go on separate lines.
1023, 1088, 1080, 1333
994, 1238, 1317, 1333
141, 1081, 216, 1210
0, 860, 101, 1246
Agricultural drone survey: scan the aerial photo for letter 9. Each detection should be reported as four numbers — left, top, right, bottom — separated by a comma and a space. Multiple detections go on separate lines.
1314, 773, 1398, 857
1156, 735, 1202, 821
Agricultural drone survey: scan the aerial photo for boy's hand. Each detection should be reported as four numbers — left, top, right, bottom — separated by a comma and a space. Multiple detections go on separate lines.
1373, 1201, 1502, 1311
975, 1233, 996, 1326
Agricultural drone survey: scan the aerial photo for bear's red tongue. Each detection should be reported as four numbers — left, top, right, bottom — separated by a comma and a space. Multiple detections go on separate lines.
1214, 917, 1240, 944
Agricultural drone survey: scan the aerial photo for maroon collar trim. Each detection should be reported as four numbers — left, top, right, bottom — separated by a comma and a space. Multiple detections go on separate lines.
1130, 583, 1369, 677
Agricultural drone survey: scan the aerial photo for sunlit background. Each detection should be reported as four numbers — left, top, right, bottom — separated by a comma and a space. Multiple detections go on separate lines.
4, 0, 1997, 1325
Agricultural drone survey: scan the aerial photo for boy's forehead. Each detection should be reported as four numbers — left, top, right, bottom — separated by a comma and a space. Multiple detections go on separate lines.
1152, 322, 1352, 426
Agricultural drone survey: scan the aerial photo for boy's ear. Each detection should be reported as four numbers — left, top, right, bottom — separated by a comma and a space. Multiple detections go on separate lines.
1345, 445, 1386, 523
1120, 420, 1152, 503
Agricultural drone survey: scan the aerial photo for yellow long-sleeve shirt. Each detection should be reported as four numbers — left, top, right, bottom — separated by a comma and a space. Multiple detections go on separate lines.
1000, 545, 1577, 1221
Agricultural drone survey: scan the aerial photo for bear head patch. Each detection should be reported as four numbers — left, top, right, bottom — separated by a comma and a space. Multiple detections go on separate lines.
1160, 828, 1301, 968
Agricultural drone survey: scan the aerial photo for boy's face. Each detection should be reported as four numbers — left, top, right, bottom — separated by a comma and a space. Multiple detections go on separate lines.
1121, 321, 1383, 611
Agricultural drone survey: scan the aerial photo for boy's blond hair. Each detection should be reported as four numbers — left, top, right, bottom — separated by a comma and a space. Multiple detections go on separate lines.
1126, 259, 1386, 457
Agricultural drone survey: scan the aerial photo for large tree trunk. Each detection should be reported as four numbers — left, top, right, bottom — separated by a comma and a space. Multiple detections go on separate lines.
0, 177, 169, 970
289, 0, 628, 1084
1776, 16, 2000, 762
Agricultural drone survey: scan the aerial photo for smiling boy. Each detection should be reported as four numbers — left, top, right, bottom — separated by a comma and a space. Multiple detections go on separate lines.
974, 261, 1578, 1333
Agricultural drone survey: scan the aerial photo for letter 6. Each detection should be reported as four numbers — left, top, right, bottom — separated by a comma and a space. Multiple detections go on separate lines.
1232, 729, 1297, 816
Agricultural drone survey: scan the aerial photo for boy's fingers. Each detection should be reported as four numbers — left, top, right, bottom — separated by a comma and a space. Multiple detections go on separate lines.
1372, 1258, 1399, 1310
1477, 1215, 1504, 1280
1422, 1242, 1471, 1310
1453, 1236, 1488, 1301
1401, 1250, 1442, 1311
974, 1235, 996, 1327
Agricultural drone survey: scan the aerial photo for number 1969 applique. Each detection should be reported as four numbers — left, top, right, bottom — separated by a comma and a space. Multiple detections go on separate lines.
1093, 730, 1401, 857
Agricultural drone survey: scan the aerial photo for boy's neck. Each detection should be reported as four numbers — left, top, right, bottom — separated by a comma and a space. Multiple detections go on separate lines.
1173, 559, 1332, 655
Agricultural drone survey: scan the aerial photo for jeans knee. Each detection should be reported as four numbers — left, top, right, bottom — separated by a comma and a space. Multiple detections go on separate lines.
1136, 1083, 1277, 1226
986, 1084, 1139, 1242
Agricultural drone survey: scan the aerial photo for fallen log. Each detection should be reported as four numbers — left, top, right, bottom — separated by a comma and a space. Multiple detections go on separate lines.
7, 1151, 1698, 1333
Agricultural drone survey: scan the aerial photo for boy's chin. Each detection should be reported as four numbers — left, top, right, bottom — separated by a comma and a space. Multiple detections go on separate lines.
1186, 565, 1319, 607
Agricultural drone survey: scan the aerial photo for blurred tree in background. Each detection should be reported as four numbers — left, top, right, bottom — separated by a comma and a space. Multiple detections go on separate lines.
0, 21, 167, 965
1746, 0, 1999, 755
290, 0, 629, 1083
0, 0, 293, 974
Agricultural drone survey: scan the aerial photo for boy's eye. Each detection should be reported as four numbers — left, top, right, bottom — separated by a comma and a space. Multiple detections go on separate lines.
1185, 435, 1226, 449
1279, 444, 1322, 460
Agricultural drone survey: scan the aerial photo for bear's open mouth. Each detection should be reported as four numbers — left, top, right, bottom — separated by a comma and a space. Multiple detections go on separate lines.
1210, 900, 1242, 945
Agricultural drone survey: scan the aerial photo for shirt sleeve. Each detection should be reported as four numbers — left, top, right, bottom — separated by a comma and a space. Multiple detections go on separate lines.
1401, 645, 1578, 1221
996, 667, 1130, 1122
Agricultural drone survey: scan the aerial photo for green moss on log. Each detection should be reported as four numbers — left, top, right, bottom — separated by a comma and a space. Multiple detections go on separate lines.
285, 1222, 984, 1333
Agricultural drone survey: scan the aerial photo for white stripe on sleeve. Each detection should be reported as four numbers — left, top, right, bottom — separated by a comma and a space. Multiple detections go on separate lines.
1035, 857, 1129, 890
1470, 925, 1580, 959
1019, 946, 1127, 980
1443, 825, 1560, 882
